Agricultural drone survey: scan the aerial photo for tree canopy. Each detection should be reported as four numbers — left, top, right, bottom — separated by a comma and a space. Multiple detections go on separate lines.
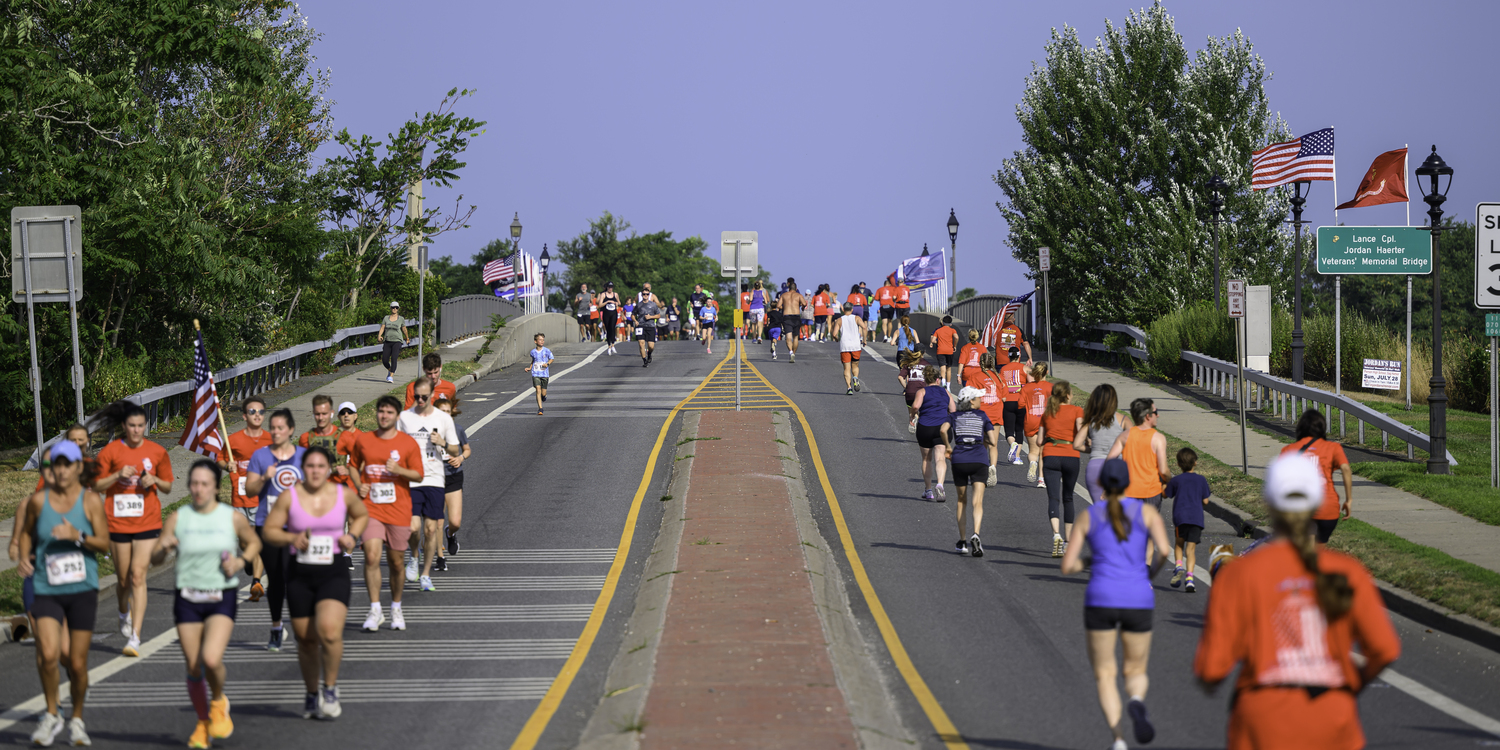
553, 212, 722, 310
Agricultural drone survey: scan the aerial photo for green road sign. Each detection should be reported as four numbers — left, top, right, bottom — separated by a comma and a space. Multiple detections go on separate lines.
1316, 226, 1431, 275
1487, 313, 1500, 337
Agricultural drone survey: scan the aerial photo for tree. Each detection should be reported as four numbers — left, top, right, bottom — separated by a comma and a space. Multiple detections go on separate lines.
430, 238, 510, 297
954, 287, 977, 303
994, 3, 1294, 333
554, 212, 720, 310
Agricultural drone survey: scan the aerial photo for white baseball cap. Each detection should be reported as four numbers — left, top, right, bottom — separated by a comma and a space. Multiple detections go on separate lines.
957, 386, 987, 403
1263, 454, 1325, 513
337, 401, 358, 415
390, 300, 400, 308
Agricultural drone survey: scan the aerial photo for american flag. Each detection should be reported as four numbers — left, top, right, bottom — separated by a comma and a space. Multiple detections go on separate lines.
482, 250, 518, 285
981, 291, 1034, 351
1252, 128, 1335, 190
178, 330, 224, 459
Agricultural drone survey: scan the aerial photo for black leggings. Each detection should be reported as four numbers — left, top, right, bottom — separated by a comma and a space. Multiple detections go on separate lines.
1314, 519, 1338, 543
257, 526, 290, 623
603, 311, 619, 344
1003, 402, 1024, 442
381, 340, 402, 373
1043, 455, 1080, 522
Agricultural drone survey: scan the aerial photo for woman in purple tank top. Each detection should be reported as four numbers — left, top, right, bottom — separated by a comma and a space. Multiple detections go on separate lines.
263, 447, 368, 721
1060, 458, 1172, 750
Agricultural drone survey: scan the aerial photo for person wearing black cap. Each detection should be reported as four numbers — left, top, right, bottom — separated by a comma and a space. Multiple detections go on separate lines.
378, 302, 408, 384
598, 282, 622, 355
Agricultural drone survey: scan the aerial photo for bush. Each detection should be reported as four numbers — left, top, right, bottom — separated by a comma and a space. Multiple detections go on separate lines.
1143, 301, 1236, 380
1449, 334, 1491, 413
90, 349, 153, 407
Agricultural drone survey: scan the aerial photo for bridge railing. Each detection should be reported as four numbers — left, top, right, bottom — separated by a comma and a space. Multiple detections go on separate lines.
946, 294, 1031, 339
439, 294, 523, 343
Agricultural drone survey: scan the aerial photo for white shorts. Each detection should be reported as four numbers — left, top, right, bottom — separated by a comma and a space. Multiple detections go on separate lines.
750, 309, 766, 323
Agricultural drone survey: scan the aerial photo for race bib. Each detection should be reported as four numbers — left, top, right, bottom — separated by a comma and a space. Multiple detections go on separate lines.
181, 587, 223, 603
371, 483, 396, 504
237, 475, 247, 497
606, 302, 616, 311
669, 314, 678, 321
46, 551, 86, 585
531, 363, 546, 376
114, 494, 145, 517
634, 328, 644, 336
590, 305, 597, 312
304, 534, 335, 565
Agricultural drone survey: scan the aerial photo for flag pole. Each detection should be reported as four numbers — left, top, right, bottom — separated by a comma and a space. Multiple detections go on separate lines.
193, 319, 235, 470
1405, 144, 1412, 411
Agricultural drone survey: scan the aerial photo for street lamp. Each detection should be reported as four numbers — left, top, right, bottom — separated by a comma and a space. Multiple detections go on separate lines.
539, 245, 551, 312
1207, 174, 1227, 312
921, 243, 929, 257
510, 212, 522, 248
1416, 145, 1454, 475
947, 209, 959, 294
1289, 181, 1310, 384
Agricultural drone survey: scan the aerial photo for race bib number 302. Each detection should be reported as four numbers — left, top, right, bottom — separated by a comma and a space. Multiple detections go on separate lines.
371, 483, 397, 504
114, 494, 145, 517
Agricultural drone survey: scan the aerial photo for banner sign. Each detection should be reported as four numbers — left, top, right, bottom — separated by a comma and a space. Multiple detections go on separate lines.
1361, 358, 1402, 390
897, 249, 946, 291
1316, 226, 1431, 275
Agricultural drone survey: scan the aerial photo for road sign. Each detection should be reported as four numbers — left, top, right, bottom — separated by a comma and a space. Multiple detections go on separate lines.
1038, 246, 1051, 272
1226, 278, 1245, 318
1226, 279, 1245, 295
1316, 226, 1431, 275
1477, 204, 1500, 309
1361, 358, 1401, 390
720, 231, 757, 278
11, 206, 83, 303
1487, 313, 1500, 337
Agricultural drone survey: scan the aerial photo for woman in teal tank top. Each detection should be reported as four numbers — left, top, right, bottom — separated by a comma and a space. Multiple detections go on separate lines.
152, 459, 261, 747
17, 440, 109, 747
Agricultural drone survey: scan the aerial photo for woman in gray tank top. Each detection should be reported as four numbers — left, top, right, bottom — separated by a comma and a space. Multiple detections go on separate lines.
1075, 384, 1130, 505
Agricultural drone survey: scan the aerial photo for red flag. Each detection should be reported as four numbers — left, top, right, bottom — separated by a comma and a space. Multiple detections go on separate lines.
1336, 148, 1408, 210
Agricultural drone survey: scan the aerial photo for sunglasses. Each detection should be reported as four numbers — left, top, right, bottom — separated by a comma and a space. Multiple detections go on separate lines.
244, 408, 266, 415
415, 393, 431, 401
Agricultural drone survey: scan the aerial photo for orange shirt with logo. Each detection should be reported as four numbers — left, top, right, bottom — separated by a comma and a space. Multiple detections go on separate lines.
892, 286, 911, 309
876, 285, 896, 307
999, 362, 1027, 402
740, 291, 752, 310
958, 343, 986, 369
933, 326, 959, 355
350, 430, 424, 527
813, 293, 829, 317
1021, 381, 1053, 435
997, 325, 1026, 363
228, 429, 273, 508
1278, 437, 1350, 520
95, 439, 175, 534
300, 427, 347, 484
963, 369, 1005, 424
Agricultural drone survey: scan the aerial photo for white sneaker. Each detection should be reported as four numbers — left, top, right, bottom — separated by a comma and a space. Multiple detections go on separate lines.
987, 465, 998, 487
391, 608, 406, 631
1026, 462, 1038, 482
386, 375, 393, 383
1037, 478, 1047, 489
67, 717, 90, 746
405, 555, 418, 583
362, 606, 385, 632
31, 712, 63, 746
118, 612, 131, 639
122, 635, 141, 657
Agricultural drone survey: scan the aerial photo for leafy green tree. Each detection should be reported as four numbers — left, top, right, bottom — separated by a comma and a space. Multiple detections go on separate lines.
554, 212, 720, 311
994, 2, 1294, 332
430, 238, 509, 298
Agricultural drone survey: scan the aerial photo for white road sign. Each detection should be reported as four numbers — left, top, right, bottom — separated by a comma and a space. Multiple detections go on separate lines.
1226, 279, 1245, 295
1038, 246, 1051, 272
1477, 203, 1500, 309
720, 231, 758, 278
1227, 278, 1245, 318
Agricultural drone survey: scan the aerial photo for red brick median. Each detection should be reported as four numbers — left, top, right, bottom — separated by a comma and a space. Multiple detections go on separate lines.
640, 410, 856, 749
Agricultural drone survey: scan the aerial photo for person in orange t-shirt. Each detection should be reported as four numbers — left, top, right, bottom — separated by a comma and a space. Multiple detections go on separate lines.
1107, 396, 1173, 564
224, 397, 273, 515
1037, 380, 1085, 547
1019, 361, 1054, 486
1279, 409, 1353, 543
929, 315, 961, 386
333, 401, 362, 489
957, 329, 987, 385
875, 282, 898, 341
404, 353, 456, 409
996, 316, 1032, 364
998, 347, 1029, 462
94, 401, 175, 650
962, 352, 1006, 482
891, 284, 911, 318
348, 396, 423, 626
1195, 455, 1399, 750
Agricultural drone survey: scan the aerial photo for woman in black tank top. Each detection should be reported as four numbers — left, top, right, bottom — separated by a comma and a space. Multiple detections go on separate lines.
598, 285, 622, 353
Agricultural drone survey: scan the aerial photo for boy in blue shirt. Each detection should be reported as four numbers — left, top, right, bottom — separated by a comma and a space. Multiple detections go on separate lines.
529, 333, 554, 416
1164, 447, 1211, 592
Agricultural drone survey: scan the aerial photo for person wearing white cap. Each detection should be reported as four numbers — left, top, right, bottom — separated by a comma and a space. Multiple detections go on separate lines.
949, 386, 995, 557
378, 301, 408, 384
1195, 454, 1400, 750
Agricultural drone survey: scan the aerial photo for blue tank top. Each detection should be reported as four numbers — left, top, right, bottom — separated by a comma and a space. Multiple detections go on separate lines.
33, 489, 100, 596
751, 289, 765, 309
1084, 498, 1153, 610
917, 385, 950, 426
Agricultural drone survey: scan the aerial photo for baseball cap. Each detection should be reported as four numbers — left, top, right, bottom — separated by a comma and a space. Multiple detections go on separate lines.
1097, 457, 1131, 494
48, 440, 83, 464
390, 301, 400, 308
337, 401, 358, 415
957, 386, 987, 403
1263, 454, 1325, 513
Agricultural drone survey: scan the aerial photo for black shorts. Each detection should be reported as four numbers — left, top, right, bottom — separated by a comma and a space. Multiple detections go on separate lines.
411, 486, 446, 520
110, 529, 161, 543
576, 314, 590, 325
286, 560, 352, 618
915, 423, 945, 449
1084, 606, 1153, 633
635, 324, 658, 342
173, 588, 239, 624
880, 307, 896, 320
1002, 401, 1024, 440
1175, 524, 1203, 545
951, 462, 988, 488
445, 471, 464, 493
935, 353, 957, 368
32, 591, 98, 629
815, 315, 829, 326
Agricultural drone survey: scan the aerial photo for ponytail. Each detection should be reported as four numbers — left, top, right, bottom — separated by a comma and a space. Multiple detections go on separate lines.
1274, 510, 1354, 619
1104, 489, 1131, 542
1046, 380, 1072, 418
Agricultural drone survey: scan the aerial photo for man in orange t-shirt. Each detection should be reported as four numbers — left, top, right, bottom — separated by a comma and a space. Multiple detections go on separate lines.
812, 288, 831, 341
332, 401, 361, 488
999, 348, 1028, 462
349, 395, 424, 627
405, 352, 456, 409
997, 316, 1032, 364
875, 282, 898, 342
929, 315, 961, 387
891, 284, 911, 321
223, 396, 273, 517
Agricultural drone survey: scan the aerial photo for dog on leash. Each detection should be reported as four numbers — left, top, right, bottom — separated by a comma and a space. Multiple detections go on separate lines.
1209, 544, 1237, 579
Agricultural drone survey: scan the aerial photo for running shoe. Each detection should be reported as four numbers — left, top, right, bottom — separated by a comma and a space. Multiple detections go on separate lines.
31, 712, 63, 747
847, 388, 854, 396
302, 692, 318, 719
446, 530, 460, 555
771, 350, 777, 360
1052, 536, 1064, 558
1185, 576, 1197, 594
209, 696, 232, 738
420, 575, 436, 592
789, 352, 795, 363
1008, 444, 1022, 464
986, 465, 998, 487
1170, 566, 1185, 588
122, 636, 141, 657
405, 555, 418, 583
249, 580, 264, 601
955, 540, 968, 555
188, 720, 211, 749
1037, 478, 1047, 489
318, 686, 342, 720
1127, 698, 1155, 744
267, 627, 283, 652
391, 608, 406, 631
642, 358, 648, 368
853, 377, 861, 392
118, 612, 131, 639
1026, 462, 1038, 482
362, 606, 385, 632
65, 718, 90, 747
538, 409, 544, 415
934, 483, 946, 501
1110, 740, 1128, 750
969, 534, 984, 558
922, 489, 935, 501
433, 556, 447, 572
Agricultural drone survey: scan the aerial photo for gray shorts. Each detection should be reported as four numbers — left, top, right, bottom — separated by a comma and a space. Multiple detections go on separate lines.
532, 376, 550, 389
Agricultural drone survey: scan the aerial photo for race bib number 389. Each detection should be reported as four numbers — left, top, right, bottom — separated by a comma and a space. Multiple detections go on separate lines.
113, 494, 145, 517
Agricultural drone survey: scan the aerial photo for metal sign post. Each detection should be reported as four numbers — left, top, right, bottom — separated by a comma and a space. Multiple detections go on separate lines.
11, 206, 85, 457
1039, 246, 1053, 373
1479, 205, 1500, 486
1489, 313, 1500, 488
1228, 279, 1248, 473
721, 232, 758, 412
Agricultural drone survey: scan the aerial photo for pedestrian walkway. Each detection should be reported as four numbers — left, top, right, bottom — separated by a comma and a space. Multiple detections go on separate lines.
1055, 356, 1500, 574
640, 410, 857, 748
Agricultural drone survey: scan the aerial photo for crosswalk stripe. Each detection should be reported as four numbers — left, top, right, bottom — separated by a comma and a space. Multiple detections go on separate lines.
439, 549, 617, 563
63, 678, 554, 707
237, 604, 594, 623
351, 576, 606, 592
144, 639, 578, 663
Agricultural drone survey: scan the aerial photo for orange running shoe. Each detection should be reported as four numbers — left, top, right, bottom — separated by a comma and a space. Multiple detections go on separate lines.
209, 695, 233, 738
249, 580, 264, 602
188, 720, 211, 749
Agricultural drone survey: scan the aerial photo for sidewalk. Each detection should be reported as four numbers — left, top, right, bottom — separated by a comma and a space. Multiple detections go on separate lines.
1055, 356, 1500, 574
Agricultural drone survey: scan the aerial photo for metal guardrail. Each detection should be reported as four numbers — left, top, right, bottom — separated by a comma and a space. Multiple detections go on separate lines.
946, 294, 1031, 339
1073, 323, 1455, 466
439, 295, 522, 343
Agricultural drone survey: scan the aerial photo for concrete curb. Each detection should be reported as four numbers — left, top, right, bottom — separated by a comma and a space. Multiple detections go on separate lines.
575, 411, 698, 750
1202, 497, 1500, 654
772, 410, 915, 749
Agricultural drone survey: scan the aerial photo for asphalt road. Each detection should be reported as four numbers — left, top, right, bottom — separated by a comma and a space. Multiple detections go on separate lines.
744, 336, 1500, 750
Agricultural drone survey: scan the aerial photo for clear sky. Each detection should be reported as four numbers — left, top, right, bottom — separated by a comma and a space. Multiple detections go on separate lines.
301, 0, 1499, 298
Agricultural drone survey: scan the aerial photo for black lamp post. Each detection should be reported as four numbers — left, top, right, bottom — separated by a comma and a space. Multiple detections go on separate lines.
1289, 181, 1309, 384
539, 245, 551, 312
1207, 174, 1227, 312
1417, 145, 1454, 475
947, 209, 959, 295
921, 243, 929, 257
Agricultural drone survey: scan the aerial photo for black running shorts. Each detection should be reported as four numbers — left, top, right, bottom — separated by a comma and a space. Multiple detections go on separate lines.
1084, 606, 1153, 633
951, 462, 987, 488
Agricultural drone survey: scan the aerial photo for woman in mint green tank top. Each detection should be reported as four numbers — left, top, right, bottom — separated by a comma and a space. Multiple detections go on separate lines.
152, 459, 261, 746
16, 440, 109, 746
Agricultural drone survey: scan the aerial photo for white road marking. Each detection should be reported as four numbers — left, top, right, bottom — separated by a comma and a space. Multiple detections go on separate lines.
237, 603, 594, 624
144, 639, 578, 663
351, 575, 606, 592
62, 678, 554, 707
468, 345, 608, 434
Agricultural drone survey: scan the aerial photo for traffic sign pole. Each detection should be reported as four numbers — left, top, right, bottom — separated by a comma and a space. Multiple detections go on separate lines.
1039, 247, 1053, 373
1228, 279, 1248, 473
20, 222, 44, 456
1488, 314, 1500, 488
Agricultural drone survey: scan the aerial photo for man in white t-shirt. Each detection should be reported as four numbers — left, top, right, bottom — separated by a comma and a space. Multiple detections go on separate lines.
836, 303, 867, 396
396, 376, 460, 591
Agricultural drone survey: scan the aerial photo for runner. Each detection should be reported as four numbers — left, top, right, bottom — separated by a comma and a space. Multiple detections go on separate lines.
574, 283, 593, 342
299, 394, 340, 454
894, 315, 920, 358
1106, 398, 1173, 567
1060, 457, 1173, 750
835, 303, 867, 395
405, 352, 456, 408
911, 366, 955, 501
688, 283, 709, 341
530, 333, 554, 415
262, 447, 369, 720
951, 387, 995, 557
1021, 361, 1053, 487
997, 309, 1033, 364
666, 297, 682, 341
875, 278, 898, 342
999, 347, 1028, 466
748, 280, 768, 343
244, 409, 304, 652
223, 397, 273, 598
152, 459, 261, 747
766, 306, 784, 360
351, 396, 423, 631
1279, 409, 1353, 542
378, 301, 408, 383
929, 315, 960, 388
93, 400, 175, 657
964, 352, 1006, 486
1038, 381, 1084, 556
812, 284, 831, 341
635, 283, 663, 367
890, 282, 912, 331
589, 287, 603, 342
399, 377, 461, 592
18, 440, 108, 747
1195, 455, 1400, 750
699, 295, 719, 355
1079, 384, 1130, 504
799, 289, 815, 345
432, 395, 470, 572
737, 283, 752, 340
775, 279, 806, 363
333, 401, 362, 488
14, 425, 92, 656
846, 284, 868, 346
898, 351, 932, 425
598, 282, 622, 355
957, 329, 986, 385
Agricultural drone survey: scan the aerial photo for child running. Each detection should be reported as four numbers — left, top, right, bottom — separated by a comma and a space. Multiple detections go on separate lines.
530, 333, 554, 415
1164, 447, 1211, 593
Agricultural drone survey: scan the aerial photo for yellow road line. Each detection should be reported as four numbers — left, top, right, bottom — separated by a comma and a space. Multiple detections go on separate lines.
507, 343, 737, 750
743, 358, 971, 750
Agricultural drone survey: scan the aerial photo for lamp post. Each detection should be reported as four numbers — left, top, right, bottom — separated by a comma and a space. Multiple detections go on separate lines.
539, 245, 551, 313
1207, 175, 1227, 312
947, 209, 959, 299
510, 212, 523, 308
1289, 181, 1309, 384
1417, 145, 1453, 475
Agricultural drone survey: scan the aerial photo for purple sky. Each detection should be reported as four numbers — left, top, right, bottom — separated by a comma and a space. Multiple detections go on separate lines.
302, 0, 1498, 298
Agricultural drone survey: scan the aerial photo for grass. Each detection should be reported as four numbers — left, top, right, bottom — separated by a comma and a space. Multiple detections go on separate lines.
1157, 428, 1500, 629
0, 469, 39, 524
